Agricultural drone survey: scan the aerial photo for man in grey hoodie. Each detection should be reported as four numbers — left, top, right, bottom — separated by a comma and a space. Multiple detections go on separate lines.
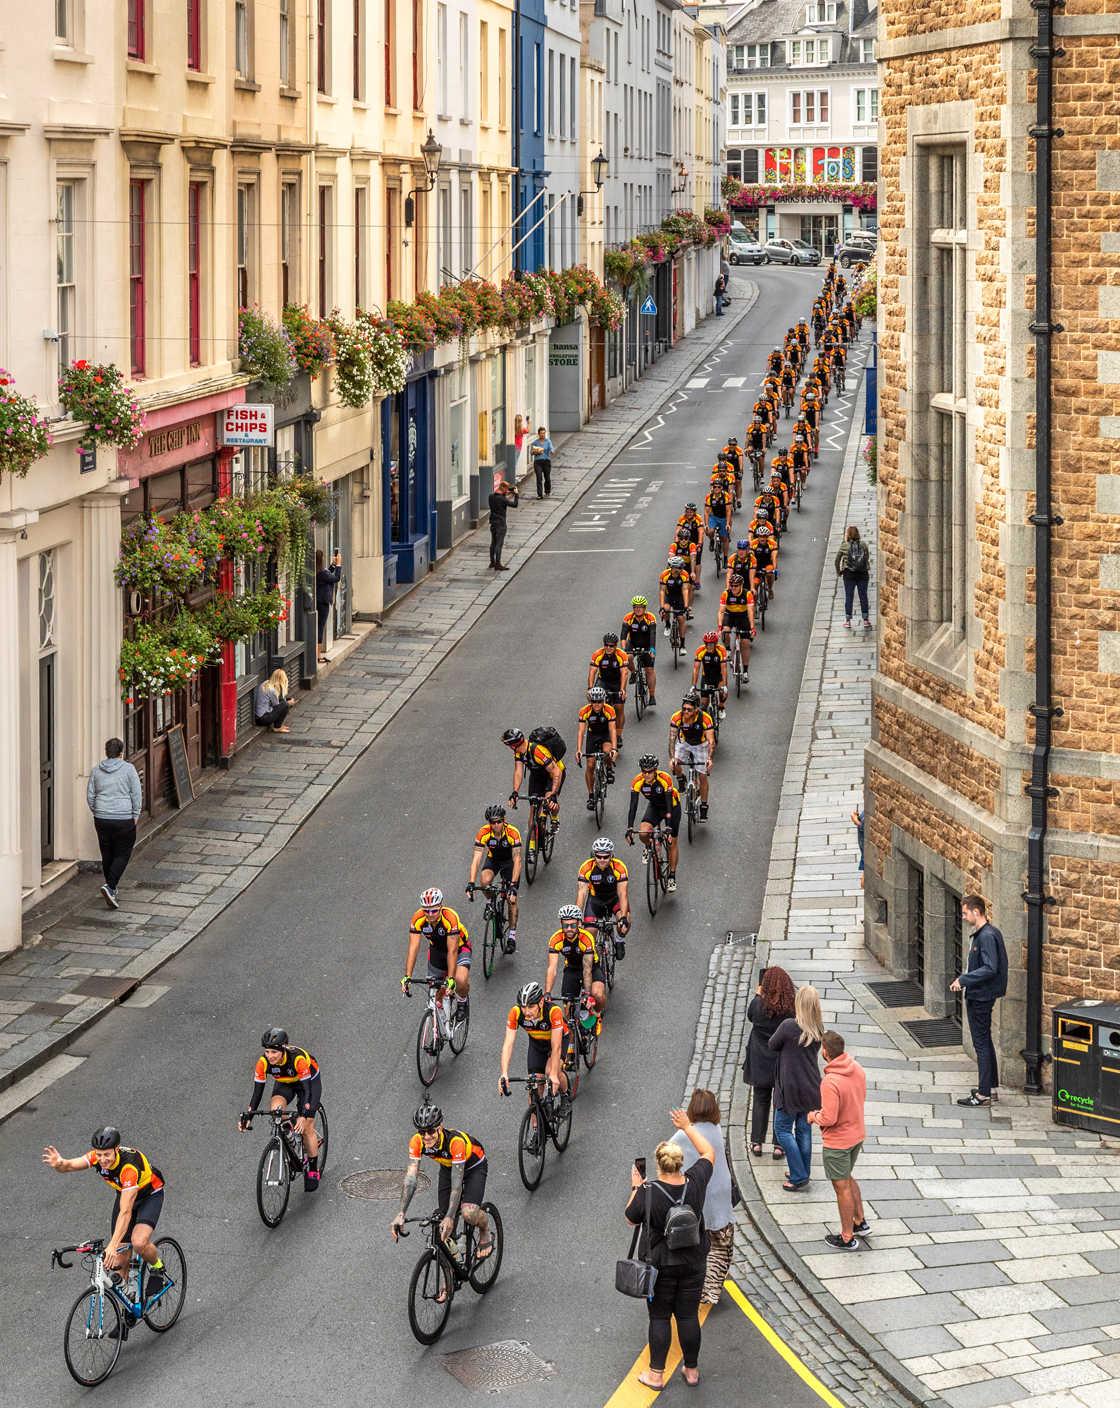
86, 739, 142, 909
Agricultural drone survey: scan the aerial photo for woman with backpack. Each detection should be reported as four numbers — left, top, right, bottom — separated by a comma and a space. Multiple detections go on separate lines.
625, 1107, 714, 1389
835, 525, 871, 629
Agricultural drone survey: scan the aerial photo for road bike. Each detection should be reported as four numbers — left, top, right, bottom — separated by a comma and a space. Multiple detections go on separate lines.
637, 822, 672, 915
631, 651, 651, 720
405, 976, 469, 1086
560, 990, 600, 1087
588, 911, 623, 991
51, 1235, 186, 1386
834, 364, 846, 393
666, 609, 686, 668
242, 1101, 330, 1227
754, 575, 769, 632
726, 627, 750, 698
677, 759, 704, 844
781, 384, 794, 417
469, 878, 514, 980
712, 530, 728, 576
501, 1074, 573, 1191
518, 791, 556, 885
398, 1202, 504, 1345
579, 746, 613, 827
749, 451, 764, 493
697, 683, 722, 743
794, 473, 803, 514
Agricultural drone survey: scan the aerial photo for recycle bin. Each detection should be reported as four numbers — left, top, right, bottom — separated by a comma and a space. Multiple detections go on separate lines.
1052, 998, 1120, 1133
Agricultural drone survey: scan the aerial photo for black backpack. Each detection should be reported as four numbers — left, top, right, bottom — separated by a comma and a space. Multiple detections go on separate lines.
528, 725, 567, 762
846, 539, 868, 573
662, 1184, 702, 1251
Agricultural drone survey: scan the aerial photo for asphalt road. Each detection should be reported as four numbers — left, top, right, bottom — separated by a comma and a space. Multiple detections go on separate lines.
2, 266, 862, 1407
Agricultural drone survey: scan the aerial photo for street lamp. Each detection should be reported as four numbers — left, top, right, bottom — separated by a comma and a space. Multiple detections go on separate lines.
405, 130, 444, 227
671, 163, 689, 196
578, 148, 609, 216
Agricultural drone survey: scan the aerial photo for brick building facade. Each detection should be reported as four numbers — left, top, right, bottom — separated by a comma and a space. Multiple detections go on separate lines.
866, 0, 1120, 1086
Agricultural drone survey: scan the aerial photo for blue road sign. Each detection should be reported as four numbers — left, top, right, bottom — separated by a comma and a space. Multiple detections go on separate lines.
640, 296, 657, 315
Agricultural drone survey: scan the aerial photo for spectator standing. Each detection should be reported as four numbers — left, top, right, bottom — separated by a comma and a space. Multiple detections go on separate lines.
835, 525, 871, 629
808, 1032, 869, 1249
86, 739, 142, 910
743, 965, 796, 1159
626, 1108, 713, 1390
487, 479, 519, 571
720, 254, 733, 302
714, 273, 727, 317
951, 895, 1009, 1106
316, 549, 343, 661
528, 427, 554, 499
851, 806, 865, 886
670, 1089, 734, 1304
768, 985, 824, 1190
255, 669, 293, 733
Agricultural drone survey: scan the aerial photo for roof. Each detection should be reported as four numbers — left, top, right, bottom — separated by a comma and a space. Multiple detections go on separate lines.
726, 0, 878, 43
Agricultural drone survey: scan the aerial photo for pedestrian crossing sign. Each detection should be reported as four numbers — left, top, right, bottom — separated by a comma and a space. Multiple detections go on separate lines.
640, 296, 657, 315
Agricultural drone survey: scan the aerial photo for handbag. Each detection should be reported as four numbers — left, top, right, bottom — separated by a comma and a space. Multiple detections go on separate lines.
616, 1182, 659, 1300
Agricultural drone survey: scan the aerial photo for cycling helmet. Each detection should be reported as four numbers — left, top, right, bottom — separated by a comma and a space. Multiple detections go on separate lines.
770, 471, 783, 482
90, 1126, 121, 1150
716, 452, 729, 463
413, 1101, 443, 1132
703, 630, 720, 644
730, 574, 745, 588
736, 539, 749, 550
727, 436, 738, 446
603, 632, 619, 646
592, 837, 615, 855
261, 1027, 289, 1049
755, 508, 771, 521
676, 526, 692, 538
631, 595, 648, 608
518, 980, 546, 1008
558, 903, 583, 923
588, 686, 608, 703
501, 728, 524, 745
684, 501, 697, 511
639, 754, 659, 771
484, 804, 506, 821
772, 345, 780, 352
668, 555, 685, 568
682, 692, 701, 707
420, 887, 444, 911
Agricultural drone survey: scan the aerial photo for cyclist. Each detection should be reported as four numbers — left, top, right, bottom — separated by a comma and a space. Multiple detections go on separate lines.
576, 686, 619, 808
43, 1128, 169, 1293
767, 468, 790, 530
746, 417, 767, 488
722, 437, 745, 508
392, 1101, 492, 1260
766, 345, 783, 377
659, 555, 691, 649
576, 837, 631, 959
725, 536, 753, 586
467, 804, 521, 952
692, 629, 728, 722
626, 754, 681, 892
779, 359, 796, 414
545, 903, 607, 1014
801, 391, 821, 454
791, 432, 812, 490
750, 521, 779, 601
404, 887, 471, 1023
621, 595, 658, 709
502, 727, 564, 827
589, 632, 630, 748
755, 478, 784, 534
719, 574, 755, 683
500, 980, 568, 1105
705, 476, 733, 560
237, 1028, 323, 1189
670, 525, 700, 602
670, 693, 716, 821
796, 318, 810, 353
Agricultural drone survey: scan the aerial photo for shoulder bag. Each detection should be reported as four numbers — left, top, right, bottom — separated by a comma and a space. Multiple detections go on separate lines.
616, 1183, 659, 1300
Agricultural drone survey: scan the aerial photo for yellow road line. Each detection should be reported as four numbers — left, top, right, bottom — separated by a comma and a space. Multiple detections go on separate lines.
723, 1279, 847, 1408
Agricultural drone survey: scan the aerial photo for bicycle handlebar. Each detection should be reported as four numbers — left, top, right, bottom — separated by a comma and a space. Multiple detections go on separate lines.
403, 976, 452, 989
52, 1240, 104, 1269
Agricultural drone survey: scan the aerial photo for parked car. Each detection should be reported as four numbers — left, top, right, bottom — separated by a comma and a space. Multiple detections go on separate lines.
763, 238, 822, 267
834, 239, 875, 269
728, 236, 767, 265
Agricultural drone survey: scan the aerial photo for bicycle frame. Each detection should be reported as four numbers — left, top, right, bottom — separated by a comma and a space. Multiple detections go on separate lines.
52, 1240, 173, 1320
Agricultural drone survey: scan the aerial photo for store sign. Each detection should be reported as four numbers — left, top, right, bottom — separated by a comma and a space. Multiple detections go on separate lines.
549, 342, 578, 368
220, 404, 274, 446
148, 422, 202, 457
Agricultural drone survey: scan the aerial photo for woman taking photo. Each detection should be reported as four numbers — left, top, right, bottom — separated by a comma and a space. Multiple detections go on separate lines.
743, 965, 796, 1159
768, 985, 824, 1190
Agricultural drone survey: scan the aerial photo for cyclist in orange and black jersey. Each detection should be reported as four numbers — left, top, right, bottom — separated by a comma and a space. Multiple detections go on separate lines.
724, 541, 754, 590
576, 690, 618, 805
749, 526, 779, 600
659, 560, 692, 647
766, 347, 784, 377
677, 504, 705, 567
719, 577, 755, 683
796, 319, 810, 352
791, 434, 813, 489
546, 907, 607, 1012
722, 440, 744, 506
692, 631, 728, 721
621, 597, 659, 709
670, 695, 716, 819
814, 357, 831, 398
705, 479, 734, 560
238, 1029, 323, 1188
752, 397, 775, 436
502, 728, 565, 821
500, 981, 568, 1100
626, 757, 681, 890
754, 484, 784, 532
405, 892, 472, 1018
394, 1104, 492, 1253
767, 470, 790, 528
670, 527, 700, 600
467, 804, 522, 949
590, 633, 630, 743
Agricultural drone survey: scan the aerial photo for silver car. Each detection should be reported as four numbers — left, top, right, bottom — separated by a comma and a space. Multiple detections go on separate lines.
763, 238, 822, 267
727, 236, 766, 266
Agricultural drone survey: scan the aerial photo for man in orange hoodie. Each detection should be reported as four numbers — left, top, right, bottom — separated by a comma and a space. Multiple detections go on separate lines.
808, 1031, 868, 1251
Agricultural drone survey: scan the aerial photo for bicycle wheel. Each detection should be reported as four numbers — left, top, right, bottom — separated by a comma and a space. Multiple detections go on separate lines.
563, 1042, 581, 1099
552, 1095, 573, 1152
686, 785, 696, 844
314, 1103, 329, 1175
658, 835, 670, 894
468, 1202, 504, 1293
634, 671, 646, 721
594, 760, 606, 827
416, 1010, 441, 1086
482, 908, 498, 980
735, 644, 743, 698
671, 619, 681, 668
143, 1236, 186, 1332
407, 1248, 455, 1344
582, 1021, 599, 1069
518, 1105, 546, 1191
796, 479, 803, 513
64, 1287, 123, 1387
542, 816, 555, 865
759, 587, 767, 632
524, 806, 540, 885
256, 1137, 291, 1227
449, 997, 470, 1054
646, 842, 661, 916
600, 931, 616, 991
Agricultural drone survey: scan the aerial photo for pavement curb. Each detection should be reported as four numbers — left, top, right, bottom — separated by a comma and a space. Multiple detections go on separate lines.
0, 291, 762, 1103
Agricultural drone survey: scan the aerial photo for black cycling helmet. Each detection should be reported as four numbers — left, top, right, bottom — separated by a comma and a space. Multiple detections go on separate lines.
603, 632, 619, 646
518, 980, 545, 1008
90, 1126, 121, 1150
413, 1101, 443, 1132
484, 804, 506, 821
262, 1027, 288, 1049
501, 728, 524, 745
639, 753, 659, 771
682, 692, 700, 708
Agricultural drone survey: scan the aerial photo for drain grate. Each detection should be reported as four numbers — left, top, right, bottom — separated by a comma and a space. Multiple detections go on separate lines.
901, 1018, 963, 1048
26, 1002, 75, 1018
867, 980, 925, 1008
440, 1340, 558, 1394
70, 976, 137, 1002
338, 1169, 431, 1200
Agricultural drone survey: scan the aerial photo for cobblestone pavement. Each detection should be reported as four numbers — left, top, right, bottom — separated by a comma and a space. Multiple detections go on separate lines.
0, 287, 759, 1096
687, 401, 1120, 1408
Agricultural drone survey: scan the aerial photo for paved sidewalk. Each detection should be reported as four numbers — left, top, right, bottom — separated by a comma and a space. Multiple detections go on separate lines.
0, 288, 758, 1098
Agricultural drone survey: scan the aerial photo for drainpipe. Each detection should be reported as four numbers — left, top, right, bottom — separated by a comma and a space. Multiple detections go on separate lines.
1022, 0, 1065, 1094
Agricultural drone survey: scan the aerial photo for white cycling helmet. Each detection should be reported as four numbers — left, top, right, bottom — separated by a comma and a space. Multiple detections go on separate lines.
558, 904, 583, 923
668, 555, 685, 568
420, 887, 444, 910
592, 837, 615, 855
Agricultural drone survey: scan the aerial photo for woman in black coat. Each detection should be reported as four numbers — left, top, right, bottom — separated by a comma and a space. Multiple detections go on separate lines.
743, 965, 796, 1159
316, 549, 342, 661
768, 985, 824, 1190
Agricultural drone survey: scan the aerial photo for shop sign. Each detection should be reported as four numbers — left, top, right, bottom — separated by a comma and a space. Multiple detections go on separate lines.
221, 404, 274, 446
549, 342, 578, 368
78, 447, 97, 474
148, 422, 202, 458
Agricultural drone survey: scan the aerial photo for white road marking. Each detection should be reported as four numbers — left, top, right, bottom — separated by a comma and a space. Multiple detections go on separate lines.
0, 1054, 86, 1125
122, 984, 170, 1007
569, 526, 608, 532
540, 548, 636, 553
686, 378, 710, 388
723, 377, 746, 388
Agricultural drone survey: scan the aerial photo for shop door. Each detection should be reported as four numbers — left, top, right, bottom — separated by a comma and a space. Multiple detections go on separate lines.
39, 654, 55, 862
800, 214, 839, 257
329, 475, 352, 641
589, 328, 605, 414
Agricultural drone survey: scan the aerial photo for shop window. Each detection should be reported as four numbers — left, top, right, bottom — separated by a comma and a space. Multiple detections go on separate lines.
743, 149, 759, 183
232, 446, 269, 497
149, 468, 184, 521
186, 458, 219, 511
861, 147, 877, 183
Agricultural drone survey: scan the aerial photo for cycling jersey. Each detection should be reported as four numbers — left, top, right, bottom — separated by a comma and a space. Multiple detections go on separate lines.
747, 426, 766, 451
83, 1146, 164, 1194
726, 553, 753, 580
578, 856, 628, 902
705, 488, 732, 518
767, 352, 783, 375
410, 906, 470, 970
676, 513, 703, 544
722, 446, 743, 474
408, 1127, 486, 1171
671, 709, 713, 746
548, 925, 599, 969
591, 646, 629, 691
475, 823, 521, 866
720, 586, 754, 622
578, 703, 617, 739
621, 611, 659, 650
750, 538, 778, 569
748, 515, 776, 539
802, 404, 819, 428
254, 1044, 319, 1088
791, 443, 812, 471
660, 567, 690, 602
755, 491, 782, 518
694, 642, 728, 682
515, 741, 564, 779
507, 1001, 566, 1042
627, 770, 680, 828
780, 368, 795, 387
669, 538, 698, 564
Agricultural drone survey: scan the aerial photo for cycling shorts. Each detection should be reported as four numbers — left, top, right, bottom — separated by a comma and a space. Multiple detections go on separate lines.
110, 1188, 164, 1239
435, 1157, 488, 1217
584, 736, 614, 757
271, 1072, 323, 1116
628, 647, 656, 665
561, 965, 606, 999
479, 860, 516, 888
428, 942, 472, 977
723, 615, 752, 636
663, 597, 687, 615
641, 799, 682, 837
528, 766, 565, 799
527, 1041, 554, 1077
674, 740, 710, 772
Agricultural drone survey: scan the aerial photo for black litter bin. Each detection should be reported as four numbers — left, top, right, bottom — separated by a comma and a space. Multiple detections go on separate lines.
1052, 999, 1120, 1133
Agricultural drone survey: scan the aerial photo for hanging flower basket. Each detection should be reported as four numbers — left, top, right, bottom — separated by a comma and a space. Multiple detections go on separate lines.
0, 368, 53, 481
325, 311, 376, 408
358, 312, 410, 396
724, 178, 878, 211
282, 304, 336, 379
237, 306, 298, 388
115, 517, 211, 596
119, 617, 219, 702
57, 361, 145, 451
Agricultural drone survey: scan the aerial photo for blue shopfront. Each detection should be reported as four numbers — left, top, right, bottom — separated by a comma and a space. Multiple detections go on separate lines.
382, 368, 435, 589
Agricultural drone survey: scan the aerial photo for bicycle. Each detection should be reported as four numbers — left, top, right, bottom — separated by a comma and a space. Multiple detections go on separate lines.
51, 1235, 187, 1386
518, 791, 556, 885
398, 1202, 504, 1345
560, 990, 600, 1082
631, 651, 651, 720
579, 747, 613, 827
749, 452, 764, 493
666, 609, 686, 668
677, 760, 703, 844
636, 821, 671, 915
242, 1101, 331, 1227
589, 911, 620, 992
794, 473, 803, 514
404, 976, 469, 1087
501, 1074, 573, 1191
726, 628, 750, 698
712, 531, 727, 575
469, 879, 514, 980
754, 575, 768, 633
697, 684, 722, 743
781, 384, 794, 418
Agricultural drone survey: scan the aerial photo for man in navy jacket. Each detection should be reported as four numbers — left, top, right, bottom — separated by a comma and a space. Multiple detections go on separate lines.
951, 895, 1008, 1106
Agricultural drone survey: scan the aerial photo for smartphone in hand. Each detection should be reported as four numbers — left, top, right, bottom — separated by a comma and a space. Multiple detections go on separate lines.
635, 1157, 647, 1179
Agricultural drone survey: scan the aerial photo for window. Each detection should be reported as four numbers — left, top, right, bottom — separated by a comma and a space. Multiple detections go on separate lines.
731, 43, 743, 69
355, 186, 366, 309
413, 0, 421, 110
791, 89, 828, 125
188, 182, 201, 365
354, 0, 363, 99
460, 12, 469, 120
56, 183, 76, 370
854, 87, 878, 123
438, 184, 452, 283
732, 92, 765, 126
236, 184, 253, 308
861, 38, 874, 63
281, 181, 298, 304
806, 2, 836, 21
498, 27, 507, 126
318, 186, 331, 317
791, 38, 825, 65
280, 0, 291, 84
745, 43, 768, 68
727, 147, 741, 180
559, 53, 566, 137
437, 4, 447, 112
861, 146, 877, 183
317, 0, 326, 91
548, 49, 555, 137
460, 184, 472, 281
128, 0, 144, 58
571, 59, 577, 142
743, 148, 759, 182
187, 0, 201, 69
386, 186, 399, 297
384, 0, 393, 104
56, 0, 69, 42
480, 21, 489, 121
449, 365, 467, 500
129, 181, 145, 374
236, 0, 249, 77
535, 42, 543, 134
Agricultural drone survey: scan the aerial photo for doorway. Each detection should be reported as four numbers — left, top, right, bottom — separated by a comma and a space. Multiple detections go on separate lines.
799, 214, 839, 257
39, 654, 56, 863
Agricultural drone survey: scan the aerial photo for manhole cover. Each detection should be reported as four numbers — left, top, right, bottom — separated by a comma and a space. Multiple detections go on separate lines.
440, 1340, 558, 1394
338, 1169, 431, 1200
70, 976, 137, 1002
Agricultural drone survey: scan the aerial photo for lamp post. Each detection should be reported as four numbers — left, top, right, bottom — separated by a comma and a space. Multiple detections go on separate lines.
577, 148, 609, 216
404, 130, 443, 227
671, 163, 689, 197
